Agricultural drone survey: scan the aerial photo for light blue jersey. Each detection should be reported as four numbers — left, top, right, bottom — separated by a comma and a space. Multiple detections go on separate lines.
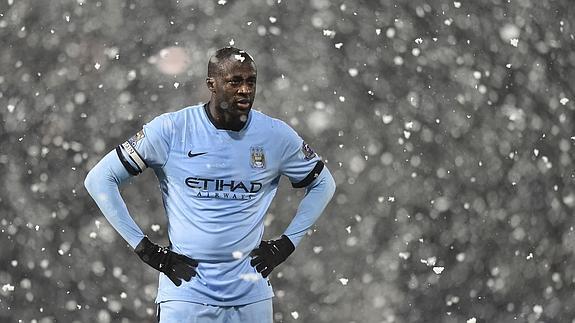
116, 104, 323, 305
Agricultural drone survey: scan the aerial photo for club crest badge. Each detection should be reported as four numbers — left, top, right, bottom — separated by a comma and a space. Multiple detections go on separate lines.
250, 146, 266, 169
301, 141, 316, 160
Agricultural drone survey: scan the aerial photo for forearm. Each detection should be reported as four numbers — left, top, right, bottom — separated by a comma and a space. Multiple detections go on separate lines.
84, 150, 145, 248
283, 167, 336, 246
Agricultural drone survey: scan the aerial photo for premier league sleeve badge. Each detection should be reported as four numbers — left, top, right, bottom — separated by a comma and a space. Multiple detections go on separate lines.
301, 141, 317, 161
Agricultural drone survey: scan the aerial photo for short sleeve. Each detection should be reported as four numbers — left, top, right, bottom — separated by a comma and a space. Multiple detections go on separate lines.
278, 120, 324, 188
116, 113, 173, 175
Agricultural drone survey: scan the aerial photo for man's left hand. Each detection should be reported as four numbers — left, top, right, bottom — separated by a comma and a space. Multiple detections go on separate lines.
250, 235, 295, 278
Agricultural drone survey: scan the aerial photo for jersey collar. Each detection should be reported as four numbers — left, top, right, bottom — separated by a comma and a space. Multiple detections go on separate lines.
202, 102, 252, 134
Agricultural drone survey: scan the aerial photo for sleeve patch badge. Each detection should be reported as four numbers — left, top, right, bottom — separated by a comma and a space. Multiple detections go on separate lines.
127, 129, 145, 147
301, 141, 317, 161
250, 146, 266, 168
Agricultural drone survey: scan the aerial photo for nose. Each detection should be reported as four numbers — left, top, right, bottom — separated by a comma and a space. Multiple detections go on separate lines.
238, 82, 253, 95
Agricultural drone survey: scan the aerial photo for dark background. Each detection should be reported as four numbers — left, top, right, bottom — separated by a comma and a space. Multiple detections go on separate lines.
1, 0, 574, 322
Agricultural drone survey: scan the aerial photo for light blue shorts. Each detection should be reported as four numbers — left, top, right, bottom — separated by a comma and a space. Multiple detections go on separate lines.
157, 298, 273, 323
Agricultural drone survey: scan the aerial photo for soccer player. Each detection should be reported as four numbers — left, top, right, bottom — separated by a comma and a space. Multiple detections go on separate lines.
84, 47, 336, 322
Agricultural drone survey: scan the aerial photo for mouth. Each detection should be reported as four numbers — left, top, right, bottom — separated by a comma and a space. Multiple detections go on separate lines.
235, 99, 252, 110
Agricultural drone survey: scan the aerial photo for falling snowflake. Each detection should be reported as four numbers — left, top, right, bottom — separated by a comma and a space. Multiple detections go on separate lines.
239, 273, 260, 282
291, 311, 299, 319
2, 284, 14, 292
510, 38, 519, 47
339, 278, 349, 285
127, 70, 137, 80
323, 29, 336, 37
560, 98, 569, 105
433, 266, 445, 274
335, 43, 343, 49
533, 305, 543, 315
421, 257, 436, 266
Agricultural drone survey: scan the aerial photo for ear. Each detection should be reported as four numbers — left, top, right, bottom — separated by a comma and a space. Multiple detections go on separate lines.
206, 77, 215, 92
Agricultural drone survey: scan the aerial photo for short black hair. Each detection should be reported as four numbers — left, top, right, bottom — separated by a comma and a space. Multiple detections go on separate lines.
207, 47, 255, 77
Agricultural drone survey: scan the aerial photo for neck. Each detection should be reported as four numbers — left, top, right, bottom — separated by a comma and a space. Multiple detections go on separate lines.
206, 101, 247, 131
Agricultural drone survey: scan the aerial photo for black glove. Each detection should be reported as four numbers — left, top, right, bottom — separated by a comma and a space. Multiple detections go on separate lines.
134, 237, 198, 286
250, 235, 295, 278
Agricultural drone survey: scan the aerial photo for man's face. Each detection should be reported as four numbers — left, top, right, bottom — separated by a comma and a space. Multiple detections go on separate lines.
208, 59, 257, 119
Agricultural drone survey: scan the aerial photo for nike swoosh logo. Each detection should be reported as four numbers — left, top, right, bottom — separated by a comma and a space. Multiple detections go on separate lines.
188, 151, 207, 158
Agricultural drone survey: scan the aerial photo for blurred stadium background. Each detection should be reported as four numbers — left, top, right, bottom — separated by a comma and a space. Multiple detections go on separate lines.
1, 0, 574, 322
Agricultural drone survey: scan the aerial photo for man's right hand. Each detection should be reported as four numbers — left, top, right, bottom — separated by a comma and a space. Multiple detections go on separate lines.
134, 237, 198, 286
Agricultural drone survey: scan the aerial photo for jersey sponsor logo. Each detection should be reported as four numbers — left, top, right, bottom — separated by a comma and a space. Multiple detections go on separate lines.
194, 191, 256, 200
301, 141, 317, 160
185, 177, 263, 200
188, 151, 207, 158
250, 146, 266, 169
